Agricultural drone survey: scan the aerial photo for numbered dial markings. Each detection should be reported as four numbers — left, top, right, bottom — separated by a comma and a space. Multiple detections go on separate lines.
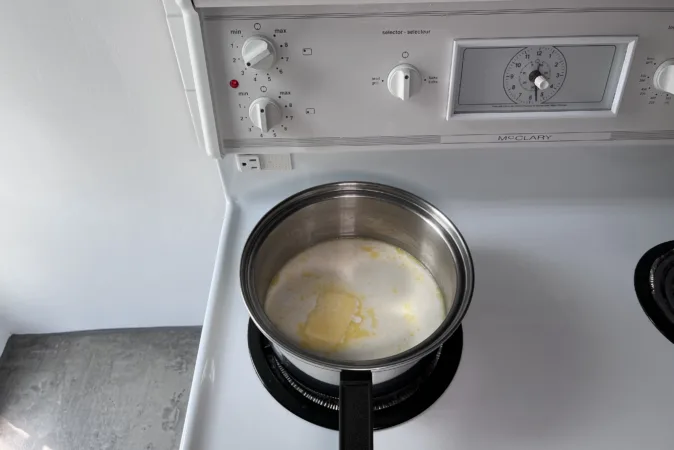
503, 46, 566, 104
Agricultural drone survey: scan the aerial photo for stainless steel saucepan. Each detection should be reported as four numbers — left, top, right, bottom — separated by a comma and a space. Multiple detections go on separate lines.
241, 181, 473, 450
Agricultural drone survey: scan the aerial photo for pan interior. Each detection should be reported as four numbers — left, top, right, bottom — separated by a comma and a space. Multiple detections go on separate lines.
264, 237, 449, 361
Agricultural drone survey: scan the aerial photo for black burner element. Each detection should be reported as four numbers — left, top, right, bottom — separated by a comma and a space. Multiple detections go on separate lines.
248, 320, 463, 430
635, 241, 674, 344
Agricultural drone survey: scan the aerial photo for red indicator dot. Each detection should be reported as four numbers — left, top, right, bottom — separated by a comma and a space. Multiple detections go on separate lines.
230, 79, 239, 88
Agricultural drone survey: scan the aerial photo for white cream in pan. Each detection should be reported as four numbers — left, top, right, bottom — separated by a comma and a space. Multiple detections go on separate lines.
264, 238, 449, 360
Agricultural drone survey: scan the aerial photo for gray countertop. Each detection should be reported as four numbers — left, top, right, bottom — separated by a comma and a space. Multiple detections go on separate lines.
0, 328, 200, 450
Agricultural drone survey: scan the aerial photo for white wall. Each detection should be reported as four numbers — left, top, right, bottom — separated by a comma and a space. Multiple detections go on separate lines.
0, 0, 223, 335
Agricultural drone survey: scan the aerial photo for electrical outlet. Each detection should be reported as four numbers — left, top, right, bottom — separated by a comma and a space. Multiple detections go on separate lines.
236, 154, 261, 172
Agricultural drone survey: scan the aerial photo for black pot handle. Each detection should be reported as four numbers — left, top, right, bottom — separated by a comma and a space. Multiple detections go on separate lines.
339, 370, 373, 450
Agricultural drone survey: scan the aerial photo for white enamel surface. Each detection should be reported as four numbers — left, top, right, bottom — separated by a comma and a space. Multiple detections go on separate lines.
172, 0, 221, 157
181, 143, 674, 450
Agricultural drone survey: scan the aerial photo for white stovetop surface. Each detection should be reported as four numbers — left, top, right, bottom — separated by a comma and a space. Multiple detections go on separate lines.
180, 145, 674, 450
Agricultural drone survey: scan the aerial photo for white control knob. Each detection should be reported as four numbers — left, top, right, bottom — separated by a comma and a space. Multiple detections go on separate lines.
242, 36, 276, 71
387, 64, 422, 101
249, 98, 282, 133
534, 75, 550, 90
654, 59, 674, 94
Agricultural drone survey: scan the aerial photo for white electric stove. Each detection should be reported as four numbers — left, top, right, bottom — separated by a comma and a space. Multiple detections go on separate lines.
163, 0, 674, 448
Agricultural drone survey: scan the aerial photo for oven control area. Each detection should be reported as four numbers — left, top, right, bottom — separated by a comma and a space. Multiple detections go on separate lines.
448, 37, 637, 116
199, 7, 674, 150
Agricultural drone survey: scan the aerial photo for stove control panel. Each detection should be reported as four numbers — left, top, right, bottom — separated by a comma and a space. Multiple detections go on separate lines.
197, 5, 674, 152
448, 37, 636, 116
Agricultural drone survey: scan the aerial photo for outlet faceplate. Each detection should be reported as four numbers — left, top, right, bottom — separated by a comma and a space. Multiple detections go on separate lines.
235, 154, 261, 171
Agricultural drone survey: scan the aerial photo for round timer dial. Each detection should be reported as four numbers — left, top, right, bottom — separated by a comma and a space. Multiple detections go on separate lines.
503, 46, 567, 105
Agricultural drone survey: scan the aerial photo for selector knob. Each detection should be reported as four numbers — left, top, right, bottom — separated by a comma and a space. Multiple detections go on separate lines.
534, 74, 550, 90
654, 59, 674, 94
242, 36, 276, 70
249, 97, 282, 133
387, 64, 422, 101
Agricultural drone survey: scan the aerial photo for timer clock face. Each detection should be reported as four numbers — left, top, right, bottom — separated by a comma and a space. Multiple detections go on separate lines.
503, 46, 567, 104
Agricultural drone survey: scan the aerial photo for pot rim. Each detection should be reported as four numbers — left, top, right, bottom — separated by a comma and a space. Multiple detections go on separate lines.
240, 181, 474, 372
